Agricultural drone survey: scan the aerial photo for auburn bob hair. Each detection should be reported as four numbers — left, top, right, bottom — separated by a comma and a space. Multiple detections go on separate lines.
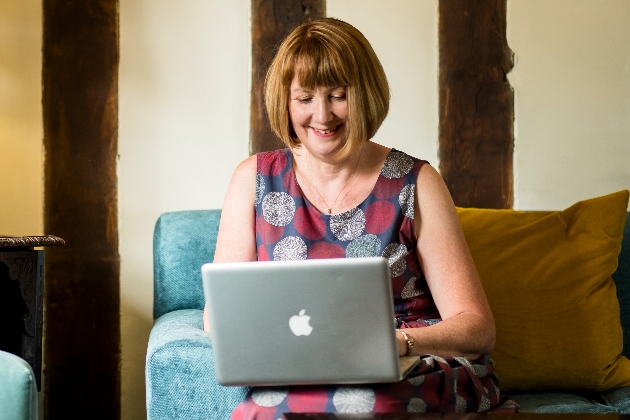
264, 18, 390, 158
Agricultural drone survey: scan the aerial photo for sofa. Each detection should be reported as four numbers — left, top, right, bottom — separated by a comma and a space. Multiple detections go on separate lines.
0, 350, 38, 420
146, 191, 630, 419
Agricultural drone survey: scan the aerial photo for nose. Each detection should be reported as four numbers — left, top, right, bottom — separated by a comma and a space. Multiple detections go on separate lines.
313, 97, 333, 124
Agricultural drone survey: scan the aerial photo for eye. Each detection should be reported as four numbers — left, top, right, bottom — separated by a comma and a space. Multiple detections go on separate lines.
296, 96, 312, 104
330, 92, 346, 101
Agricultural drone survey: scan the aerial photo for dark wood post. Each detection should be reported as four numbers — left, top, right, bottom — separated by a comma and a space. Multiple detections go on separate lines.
250, 0, 326, 154
438, 0, 514, 209
42, 0, 120, 418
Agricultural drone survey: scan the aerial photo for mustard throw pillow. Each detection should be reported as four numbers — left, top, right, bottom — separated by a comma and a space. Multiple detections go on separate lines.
457, 190, 630, 392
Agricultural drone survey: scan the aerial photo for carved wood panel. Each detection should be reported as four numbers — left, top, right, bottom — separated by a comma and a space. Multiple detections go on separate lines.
438, 0, 514, 209
0, 251, 44, 389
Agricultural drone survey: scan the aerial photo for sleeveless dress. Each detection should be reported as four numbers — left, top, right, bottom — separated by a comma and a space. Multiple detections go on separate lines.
231, 148, 517, 419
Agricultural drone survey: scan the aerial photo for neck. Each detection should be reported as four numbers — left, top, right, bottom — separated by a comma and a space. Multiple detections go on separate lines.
298, 143, 366, 215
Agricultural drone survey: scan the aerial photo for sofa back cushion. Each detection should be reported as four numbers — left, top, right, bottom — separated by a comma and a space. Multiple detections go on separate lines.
458, 190, 630, 392
153, 210, 221, 319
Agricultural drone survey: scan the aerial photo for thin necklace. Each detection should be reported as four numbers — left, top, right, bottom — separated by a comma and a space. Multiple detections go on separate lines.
306, 146, 364, 215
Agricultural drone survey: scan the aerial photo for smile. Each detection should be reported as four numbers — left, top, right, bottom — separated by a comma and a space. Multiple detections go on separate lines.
311, 124, 341, 135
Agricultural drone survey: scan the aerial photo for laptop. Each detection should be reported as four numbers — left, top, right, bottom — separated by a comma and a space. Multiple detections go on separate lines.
201, 256, 421, 386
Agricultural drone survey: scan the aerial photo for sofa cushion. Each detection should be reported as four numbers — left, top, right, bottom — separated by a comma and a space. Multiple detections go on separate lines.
0, 350, 38, 420
510, 391, 618, 414
153, 210, 221, 319
457, 190, 630, 392
146, 309, 248, 419
603, 386, 630, 414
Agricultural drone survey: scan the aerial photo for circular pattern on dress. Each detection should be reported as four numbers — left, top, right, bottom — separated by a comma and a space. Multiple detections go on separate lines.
262, 192, 296, 226
282, 167, 301, 197
400, 277, 423, 299
308, 242, 345, 259
273, 236, 307, 261
407, 375, 425, 386
258, 150, 287, 176
251, 387, 289, 407
399, 184, 415, 219
381, 151, 414, 179
407, 397, 427, 413
332, 387, 376, 413
455, 394, 467, 413
478, 392, 491, 412
472, 364, 489, 377
364, 201, 395, 235
294, 205, 326, 240
382, 243, 408, 277
330, 207, 365, 241
372, 176, 405, 199
256, 215, 284, 245
345, 234, 382, 258
257, 244, 270, 261
255, 173, 265, 206
286, 388, 329, 412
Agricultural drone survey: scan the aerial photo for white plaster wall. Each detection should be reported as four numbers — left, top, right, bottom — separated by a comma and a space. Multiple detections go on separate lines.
119, 1, 250, 418
0, 0, 43, 236
508, 0, 630, 210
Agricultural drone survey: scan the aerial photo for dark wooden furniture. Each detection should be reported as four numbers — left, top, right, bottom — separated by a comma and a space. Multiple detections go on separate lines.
0, 235, 64, 390
283, 413, 630, 420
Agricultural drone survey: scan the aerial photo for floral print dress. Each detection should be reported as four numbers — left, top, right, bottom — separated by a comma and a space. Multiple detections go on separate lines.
231, 148, 517, 419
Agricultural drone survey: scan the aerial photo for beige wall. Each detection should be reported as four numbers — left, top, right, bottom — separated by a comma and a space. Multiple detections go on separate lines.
0, 0, 43, 236
509, 0, 630, 210
119, 1, 251, 418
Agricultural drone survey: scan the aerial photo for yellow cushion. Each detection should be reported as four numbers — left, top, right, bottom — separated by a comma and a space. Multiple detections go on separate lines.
457, 190, 630, 392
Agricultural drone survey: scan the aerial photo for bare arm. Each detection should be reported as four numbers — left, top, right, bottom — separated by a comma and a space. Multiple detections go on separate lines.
203, 155, 257, 332
395, 164, 495, 359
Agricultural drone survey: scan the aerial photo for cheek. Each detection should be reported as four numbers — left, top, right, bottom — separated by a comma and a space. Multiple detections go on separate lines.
335, 103, 349, 121
288, 108, 307, 129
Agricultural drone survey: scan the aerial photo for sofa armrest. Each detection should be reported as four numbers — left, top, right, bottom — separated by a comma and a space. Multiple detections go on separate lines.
146, 309, 248, 420
0, 350, 38, 420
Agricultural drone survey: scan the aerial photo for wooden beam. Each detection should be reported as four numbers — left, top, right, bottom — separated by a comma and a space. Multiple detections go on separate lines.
438, 0, 514, 209
42, 0, 120, 418
250, 0, 326, 154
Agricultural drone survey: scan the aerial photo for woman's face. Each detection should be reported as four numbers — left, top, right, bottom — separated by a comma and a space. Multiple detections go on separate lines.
288, 76, 349, 157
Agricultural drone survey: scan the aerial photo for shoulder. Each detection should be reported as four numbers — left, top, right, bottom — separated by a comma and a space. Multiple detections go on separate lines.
415, 163, 452, 204
230, 154, 257, 184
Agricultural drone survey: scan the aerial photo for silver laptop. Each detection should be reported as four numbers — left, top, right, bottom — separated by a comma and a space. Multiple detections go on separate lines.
202, 256, 421, 386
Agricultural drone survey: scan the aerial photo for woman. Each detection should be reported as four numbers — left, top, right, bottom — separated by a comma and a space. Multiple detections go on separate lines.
205, 17, 517, 417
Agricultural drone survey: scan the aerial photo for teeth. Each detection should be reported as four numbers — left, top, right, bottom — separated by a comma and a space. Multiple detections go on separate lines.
314, 125, 337, 134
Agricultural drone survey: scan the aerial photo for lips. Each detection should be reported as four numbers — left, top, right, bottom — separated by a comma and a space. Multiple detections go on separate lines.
311, 124, 341, 135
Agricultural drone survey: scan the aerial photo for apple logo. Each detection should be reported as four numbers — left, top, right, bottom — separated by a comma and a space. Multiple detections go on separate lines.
289, 309, 313, 336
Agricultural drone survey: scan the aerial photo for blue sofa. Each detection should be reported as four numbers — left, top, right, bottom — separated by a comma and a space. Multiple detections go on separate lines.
146, 210, 630, 419
0, 350, 38, 420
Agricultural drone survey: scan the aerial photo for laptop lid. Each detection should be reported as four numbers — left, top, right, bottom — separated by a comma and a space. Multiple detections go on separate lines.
202, 257, 419, 387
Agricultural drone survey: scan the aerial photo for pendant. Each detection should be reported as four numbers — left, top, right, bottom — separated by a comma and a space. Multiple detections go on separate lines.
327, 208, 332, 215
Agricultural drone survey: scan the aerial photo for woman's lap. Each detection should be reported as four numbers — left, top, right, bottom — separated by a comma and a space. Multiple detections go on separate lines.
231, 355, 518, 419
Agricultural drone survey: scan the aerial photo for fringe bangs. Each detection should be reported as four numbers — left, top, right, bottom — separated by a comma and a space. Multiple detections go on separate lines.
292, 37, 354, 89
